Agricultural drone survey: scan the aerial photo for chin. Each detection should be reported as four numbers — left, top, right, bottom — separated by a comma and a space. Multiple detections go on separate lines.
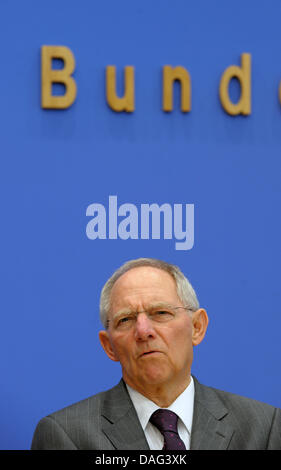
141, 367, 169, 385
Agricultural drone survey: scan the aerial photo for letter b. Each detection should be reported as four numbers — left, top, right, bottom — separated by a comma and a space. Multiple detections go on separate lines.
41, 45, 77, 109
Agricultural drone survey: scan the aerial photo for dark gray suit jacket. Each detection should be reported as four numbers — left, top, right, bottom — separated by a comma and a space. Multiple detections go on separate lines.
31, 377, 281, 450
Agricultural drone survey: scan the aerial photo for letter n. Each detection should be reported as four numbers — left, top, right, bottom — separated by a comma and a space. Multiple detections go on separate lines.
106, 66, 134, 112
219, 53, 251, 115
163, 65, 191, 112
41, 45, 77, 109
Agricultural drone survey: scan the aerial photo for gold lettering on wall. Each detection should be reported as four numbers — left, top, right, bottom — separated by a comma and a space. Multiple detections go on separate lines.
106, 66, 135, 112
163, 66, 191, 112
41, 46, 77, 109
39, 47, 281, 115
219, 53, 251, 115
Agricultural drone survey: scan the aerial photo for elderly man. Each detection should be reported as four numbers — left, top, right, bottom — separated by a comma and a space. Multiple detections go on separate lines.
31, 258, 281, 450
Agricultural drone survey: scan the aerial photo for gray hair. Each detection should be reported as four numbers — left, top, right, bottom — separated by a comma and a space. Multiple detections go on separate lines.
99, 258, 199, 328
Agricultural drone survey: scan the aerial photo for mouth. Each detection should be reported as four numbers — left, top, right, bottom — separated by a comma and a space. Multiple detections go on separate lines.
140, 351, 161, 358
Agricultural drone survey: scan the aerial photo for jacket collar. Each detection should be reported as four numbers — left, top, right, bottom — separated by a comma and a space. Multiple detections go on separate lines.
100, 376, 234, 450
190, 376, 234, 450
101, 379, 150, 450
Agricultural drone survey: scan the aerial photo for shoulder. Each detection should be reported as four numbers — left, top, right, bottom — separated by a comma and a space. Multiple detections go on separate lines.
46, 380, 124, 424
191, 377, 281, 449
193, 376, 278, 421
31, 380, 127, 449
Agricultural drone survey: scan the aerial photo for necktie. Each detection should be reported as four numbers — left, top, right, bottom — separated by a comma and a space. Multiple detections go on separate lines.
150, 409, 186, 450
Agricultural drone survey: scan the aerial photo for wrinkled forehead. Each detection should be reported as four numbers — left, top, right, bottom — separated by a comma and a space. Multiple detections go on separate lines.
109, 266, 180, 313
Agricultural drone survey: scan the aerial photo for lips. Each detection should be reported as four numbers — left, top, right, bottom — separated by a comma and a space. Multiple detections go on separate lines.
140, 350, 160, 357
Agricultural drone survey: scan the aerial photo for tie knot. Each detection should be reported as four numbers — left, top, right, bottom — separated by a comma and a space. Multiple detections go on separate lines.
150, 409, 179, 433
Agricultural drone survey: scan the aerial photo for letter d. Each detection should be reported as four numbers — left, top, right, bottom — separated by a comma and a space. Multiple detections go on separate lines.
139, 455, 147, 464
219, 53, 251, 115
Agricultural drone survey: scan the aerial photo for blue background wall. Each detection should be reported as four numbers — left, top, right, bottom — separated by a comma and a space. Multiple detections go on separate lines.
0, 0, 280, 449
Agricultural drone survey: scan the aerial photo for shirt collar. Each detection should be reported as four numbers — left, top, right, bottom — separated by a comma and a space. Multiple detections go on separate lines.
126, 376, 195, 434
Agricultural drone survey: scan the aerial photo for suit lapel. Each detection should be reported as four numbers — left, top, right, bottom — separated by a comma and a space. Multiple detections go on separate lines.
101, 380, 150, 450
100, 377, 235, 450
190, 377, 235, 450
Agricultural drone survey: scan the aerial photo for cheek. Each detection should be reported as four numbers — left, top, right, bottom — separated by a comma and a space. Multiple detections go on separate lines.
170, 323, 193, 354
110, 334, 133, 361
169, 318, 192, 340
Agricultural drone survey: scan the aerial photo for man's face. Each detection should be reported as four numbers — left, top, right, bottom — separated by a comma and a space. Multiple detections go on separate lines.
99, 266, 207, 395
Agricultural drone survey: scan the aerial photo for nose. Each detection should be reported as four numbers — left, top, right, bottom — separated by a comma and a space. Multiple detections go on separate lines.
134, 312, 156, 341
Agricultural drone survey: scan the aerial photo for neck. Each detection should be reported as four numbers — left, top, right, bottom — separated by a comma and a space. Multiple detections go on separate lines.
125, 375, 191, 407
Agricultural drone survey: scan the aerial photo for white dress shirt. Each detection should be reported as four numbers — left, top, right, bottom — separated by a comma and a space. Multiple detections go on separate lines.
126, 376, 195, 450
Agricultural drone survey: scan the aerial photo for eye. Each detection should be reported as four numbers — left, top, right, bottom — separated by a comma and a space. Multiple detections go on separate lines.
152, 310, 174, 321
116, 316, 134, 328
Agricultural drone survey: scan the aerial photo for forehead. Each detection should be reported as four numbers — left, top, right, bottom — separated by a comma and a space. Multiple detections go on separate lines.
109, 266, 180, 312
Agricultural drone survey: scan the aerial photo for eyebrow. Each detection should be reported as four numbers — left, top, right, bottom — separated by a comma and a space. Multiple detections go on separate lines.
112, 302, 175, 320
112, 308, 133, 321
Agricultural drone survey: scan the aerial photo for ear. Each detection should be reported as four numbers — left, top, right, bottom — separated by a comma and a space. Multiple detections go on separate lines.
99, 330, 120, 362
191, 308, 209, 346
